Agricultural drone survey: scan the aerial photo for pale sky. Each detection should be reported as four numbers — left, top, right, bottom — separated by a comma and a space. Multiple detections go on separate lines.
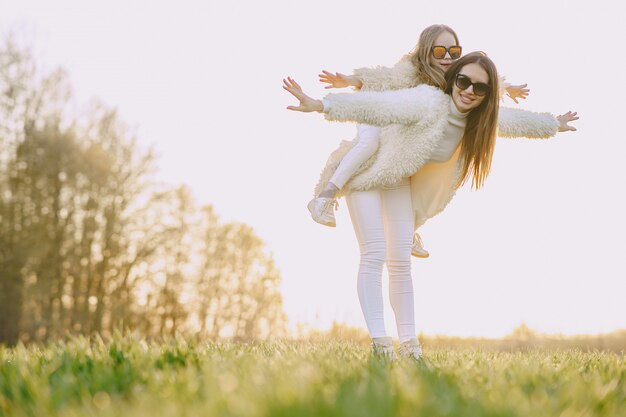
3, 0, 625, 337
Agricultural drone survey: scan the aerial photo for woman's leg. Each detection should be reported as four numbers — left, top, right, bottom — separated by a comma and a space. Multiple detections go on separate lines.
345, 188, 387, 338
320, 125, 381, 197
381, 180, 416, 343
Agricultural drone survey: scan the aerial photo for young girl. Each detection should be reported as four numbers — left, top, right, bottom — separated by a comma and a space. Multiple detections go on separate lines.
307, 24, 529, 258
284, 52, 577, 360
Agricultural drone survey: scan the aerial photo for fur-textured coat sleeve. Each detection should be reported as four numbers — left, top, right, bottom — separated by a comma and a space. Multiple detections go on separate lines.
353, 56, 418, 92
497, 107, 559, 138
323, 85, 448, 127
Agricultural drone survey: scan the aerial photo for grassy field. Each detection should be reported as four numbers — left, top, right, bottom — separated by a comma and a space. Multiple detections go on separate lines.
1, 336, 624, 417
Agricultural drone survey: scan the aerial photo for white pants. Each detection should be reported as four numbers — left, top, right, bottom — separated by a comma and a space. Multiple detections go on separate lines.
330, 124, 381, 189
345, 178, 416, 342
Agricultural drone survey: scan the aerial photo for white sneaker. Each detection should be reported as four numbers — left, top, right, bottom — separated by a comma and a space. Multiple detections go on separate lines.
411, 232, 429, 258
370, 337, 396, 361
397, 338, 423, 361
307, 197, 338, 227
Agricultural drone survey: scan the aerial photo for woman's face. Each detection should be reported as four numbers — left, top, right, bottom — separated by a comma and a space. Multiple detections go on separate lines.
451, 62, 489, 113
428, 31, 459, 73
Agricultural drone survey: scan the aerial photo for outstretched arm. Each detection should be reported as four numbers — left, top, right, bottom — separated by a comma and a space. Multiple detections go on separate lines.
497, 107, 579, 138
284, 77, 447, 127
318, 56, 418, 92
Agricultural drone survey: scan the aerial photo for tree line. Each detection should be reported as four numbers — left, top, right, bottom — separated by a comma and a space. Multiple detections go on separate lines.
0, 39, 286, 346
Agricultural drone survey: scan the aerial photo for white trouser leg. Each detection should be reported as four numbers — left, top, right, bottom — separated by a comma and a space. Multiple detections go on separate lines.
346, 188, 387, 338
345, 180, 415, 341
329, 124, 381, 190
382, 182, 416, 343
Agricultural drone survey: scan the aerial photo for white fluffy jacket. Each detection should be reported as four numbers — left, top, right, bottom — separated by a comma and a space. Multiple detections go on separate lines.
314, 83, 560, 228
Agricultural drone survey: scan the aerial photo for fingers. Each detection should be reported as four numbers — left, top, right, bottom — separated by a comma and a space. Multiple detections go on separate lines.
282, 77, 298, 91
283, 77, 307, 106
283, 76, 299, 89
319, 75, 333, 84
558, 111, 578, 120
282, 80, 298, 97
288, 76, 302, 89
319, 71, 337, 81
557, 111, 579, 132
283, 77, 305, 95
282, 81, 294, 94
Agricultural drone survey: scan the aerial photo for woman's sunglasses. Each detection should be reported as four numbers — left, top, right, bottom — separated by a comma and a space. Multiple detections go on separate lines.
431, 45, 462, 60
455, 74, 490, 97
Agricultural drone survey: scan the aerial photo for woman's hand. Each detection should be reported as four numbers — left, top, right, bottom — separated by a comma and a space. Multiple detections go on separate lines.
319, 70, 363, 89
556, 111, 579, 132
283, 77, 324, 112
506, 83, 530, 104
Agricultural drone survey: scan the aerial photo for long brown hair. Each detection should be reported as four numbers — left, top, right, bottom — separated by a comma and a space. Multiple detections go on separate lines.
444, 52, 500, 190
408, 24, 460, 89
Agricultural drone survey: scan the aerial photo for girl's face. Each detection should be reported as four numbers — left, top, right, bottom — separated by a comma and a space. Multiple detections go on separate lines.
428, 31, 459, 73
451, 63, 489, 113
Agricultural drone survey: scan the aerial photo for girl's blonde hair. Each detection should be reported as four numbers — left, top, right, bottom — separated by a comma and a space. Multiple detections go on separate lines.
408, 24, 460, 89
444, 52, 500, 190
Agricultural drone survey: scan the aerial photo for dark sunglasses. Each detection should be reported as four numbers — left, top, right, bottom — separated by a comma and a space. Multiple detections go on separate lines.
431, 45, 462, 60
455, 74, 490, 97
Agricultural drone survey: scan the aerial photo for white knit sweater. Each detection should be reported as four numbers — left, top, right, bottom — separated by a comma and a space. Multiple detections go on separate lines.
428, 98, 467, 163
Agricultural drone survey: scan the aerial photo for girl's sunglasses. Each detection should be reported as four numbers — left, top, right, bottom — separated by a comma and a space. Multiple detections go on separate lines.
431, 45, 462, 60
455, 74, 490, 97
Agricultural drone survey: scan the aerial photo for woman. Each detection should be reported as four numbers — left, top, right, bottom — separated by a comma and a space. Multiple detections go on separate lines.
283, 52, 578, 360
308, 24, 529, 259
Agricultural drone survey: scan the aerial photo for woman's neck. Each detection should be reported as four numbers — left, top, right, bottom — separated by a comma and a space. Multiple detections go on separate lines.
449, 97, 470, 118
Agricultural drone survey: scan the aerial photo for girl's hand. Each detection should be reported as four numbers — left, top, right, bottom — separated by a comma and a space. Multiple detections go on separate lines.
556, 111, 579, 132
283, 77, 324, 112
506, 83, 530, 104
319, 70, 363, 89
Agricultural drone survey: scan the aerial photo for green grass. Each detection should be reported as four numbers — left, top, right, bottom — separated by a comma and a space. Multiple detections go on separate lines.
1, 335, 624, 417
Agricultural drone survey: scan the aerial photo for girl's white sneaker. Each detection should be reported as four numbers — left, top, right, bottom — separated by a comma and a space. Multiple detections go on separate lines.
307, 197, 338, 227
411, 232, 430, 258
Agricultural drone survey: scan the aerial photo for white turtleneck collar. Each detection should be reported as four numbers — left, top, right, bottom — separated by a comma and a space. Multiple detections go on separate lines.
449, 97, 470, 120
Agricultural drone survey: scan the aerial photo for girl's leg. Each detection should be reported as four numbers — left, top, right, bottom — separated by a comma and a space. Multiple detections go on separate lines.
310, 125, 382, 227
320, 124, 381, 198
380, 180, 416, 343
345, 188, 387, 339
